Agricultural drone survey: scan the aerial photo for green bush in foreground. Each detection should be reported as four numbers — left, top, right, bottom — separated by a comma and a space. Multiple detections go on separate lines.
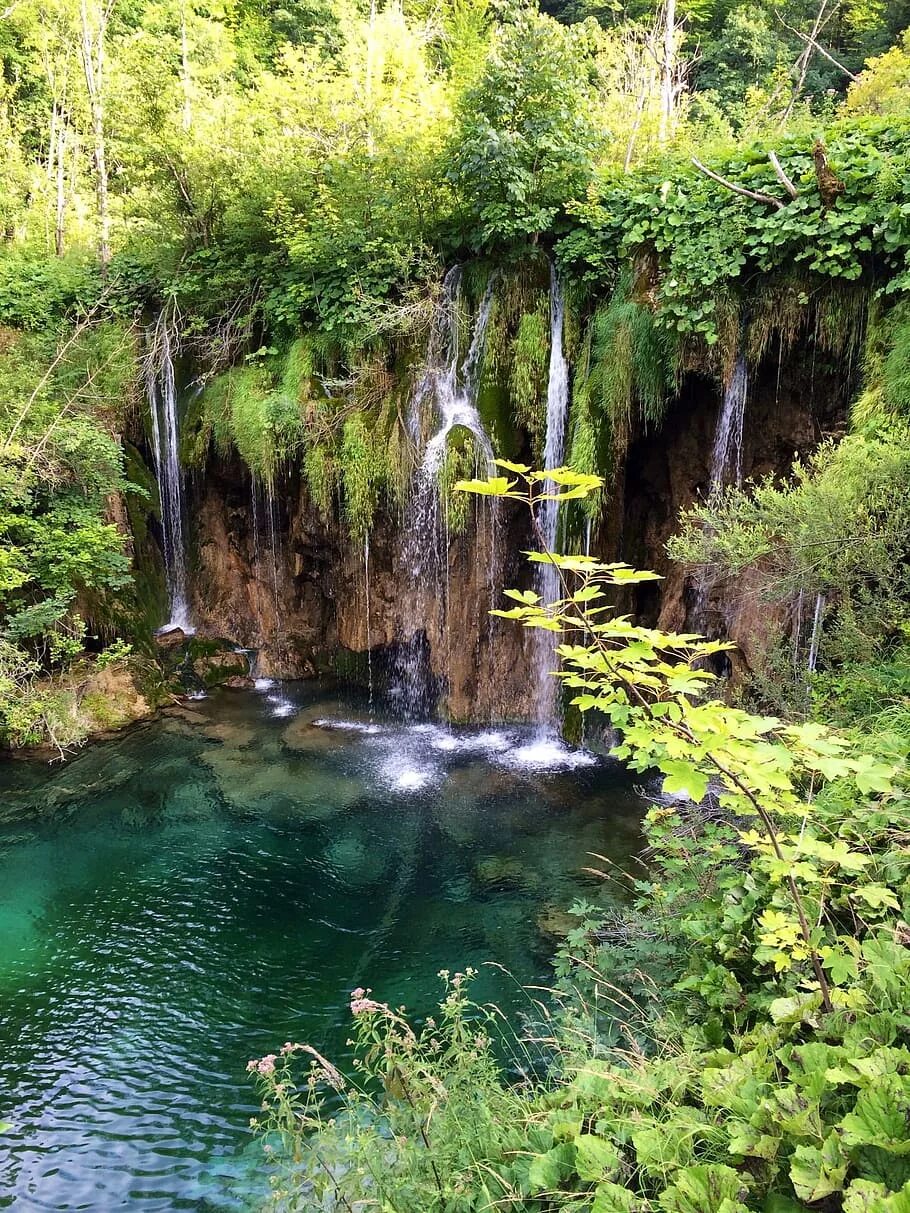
250, 467, 908, 1212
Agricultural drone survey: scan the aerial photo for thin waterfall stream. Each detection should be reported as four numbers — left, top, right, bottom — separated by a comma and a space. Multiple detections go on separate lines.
692, 349, 750, 629
709, 352, 749, 493
396, 270, 498, 717
145, 308, 192, 632
532, 265, 570, 729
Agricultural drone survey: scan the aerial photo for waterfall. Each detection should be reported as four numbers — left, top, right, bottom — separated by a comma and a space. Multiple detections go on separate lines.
691, 351, 749, 632
531, 265, 570, 728
264, 481, 283, 634
395, 270, 497, 717
709, 353, 748, 493
807, 592, 825, 673
419, 273, 496, 476
145, 308, 192, 632
364, 532, 373, 713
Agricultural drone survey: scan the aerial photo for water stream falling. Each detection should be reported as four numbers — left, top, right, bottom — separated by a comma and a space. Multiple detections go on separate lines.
709, 352, 749, 493
247, 475, 294, 714
531, 265, 571, 728
145, 308, 192, 631
691, 351, 750, 631
396, 270, 498, 716
364, 532, 374, 712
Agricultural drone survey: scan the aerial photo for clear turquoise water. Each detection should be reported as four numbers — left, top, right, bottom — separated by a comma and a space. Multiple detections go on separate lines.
0, 683, 645, 1211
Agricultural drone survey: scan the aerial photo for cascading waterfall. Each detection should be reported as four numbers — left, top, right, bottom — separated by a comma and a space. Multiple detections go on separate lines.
395, 270, 498, 717
691, 350, 750, 631
264, 482, 283, 637
364, 532, 373, 713
531, 265, 570, 728
247, 475, 294, 714
709, 352, 749, 493
145, 308, 192, 632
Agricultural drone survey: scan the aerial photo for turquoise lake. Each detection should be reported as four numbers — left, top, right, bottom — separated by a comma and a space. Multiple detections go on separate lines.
0, 683, 646, 1210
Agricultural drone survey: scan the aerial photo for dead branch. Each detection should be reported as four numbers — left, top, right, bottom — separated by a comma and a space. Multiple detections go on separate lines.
775, 9, 857, 79
769, 151, 799, 199
784, 0, 838, 119
691, 157, 786, 209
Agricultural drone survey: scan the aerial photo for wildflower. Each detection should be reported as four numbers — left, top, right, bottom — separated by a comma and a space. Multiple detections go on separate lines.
257, 1053, 277, 1076
350, 988, 382, 1015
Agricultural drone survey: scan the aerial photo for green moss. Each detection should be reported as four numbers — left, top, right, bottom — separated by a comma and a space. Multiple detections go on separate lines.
508, 306, 549, 457
304, 443, 338, 519
439, 430, 484, 536
854, 299, 910, 427
567, 387, 605, 522
340, 410, 387, 540
586, 274, 676, 441
192, 362, 306, 485
880, 300, 910, 415
280, 335, 316, 403
478, 380, 520, 459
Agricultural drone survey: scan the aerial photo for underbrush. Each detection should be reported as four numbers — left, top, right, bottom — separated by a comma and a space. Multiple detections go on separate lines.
248, 471, 910, 1212
250, 760, 910, 1212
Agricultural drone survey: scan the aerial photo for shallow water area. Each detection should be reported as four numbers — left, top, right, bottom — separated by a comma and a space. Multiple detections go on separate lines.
0, 683, 646, 1211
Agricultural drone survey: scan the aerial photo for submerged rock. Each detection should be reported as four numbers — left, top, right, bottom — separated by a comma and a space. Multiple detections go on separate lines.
474, 855, 540, 892
199, 719, 258, 748
536, 905, 580, 943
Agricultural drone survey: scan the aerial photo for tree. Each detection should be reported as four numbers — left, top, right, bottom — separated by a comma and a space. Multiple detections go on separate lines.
456, 463, 901, 1010
79, 0, 113, 266
449, 8, 601, 247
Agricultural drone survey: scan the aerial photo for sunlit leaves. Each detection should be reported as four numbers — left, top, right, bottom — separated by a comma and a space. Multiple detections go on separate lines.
453, 475, 515, 496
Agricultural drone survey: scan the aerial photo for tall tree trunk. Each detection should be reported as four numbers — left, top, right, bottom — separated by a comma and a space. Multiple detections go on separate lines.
55, 117, 67, 255
659, 0, 676, 143
180, 0, 191, 131
80, 0, 111, 268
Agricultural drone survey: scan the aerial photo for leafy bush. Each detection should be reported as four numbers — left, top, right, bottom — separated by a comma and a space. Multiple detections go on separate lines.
0, 327, 134, 748
250, 467, 909, 1212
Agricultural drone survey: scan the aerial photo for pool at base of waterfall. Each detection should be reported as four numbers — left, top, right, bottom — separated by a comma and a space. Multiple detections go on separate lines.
0, 682, 647, 1211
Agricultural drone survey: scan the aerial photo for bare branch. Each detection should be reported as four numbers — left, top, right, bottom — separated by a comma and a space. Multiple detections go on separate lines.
691, 157, 786, 210
775, 9, 857, 79
769, 151, 799, 199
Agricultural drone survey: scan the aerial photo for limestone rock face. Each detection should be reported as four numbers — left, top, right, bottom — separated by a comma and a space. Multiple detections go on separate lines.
188, 458, 539, 719
158, 336, 853, 717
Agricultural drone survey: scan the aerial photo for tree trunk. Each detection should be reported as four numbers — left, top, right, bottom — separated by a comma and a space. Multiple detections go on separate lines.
180, 0, 191, 131
659, 0, 676, 143
55, 117, 67, 255
80, 0, 111, 268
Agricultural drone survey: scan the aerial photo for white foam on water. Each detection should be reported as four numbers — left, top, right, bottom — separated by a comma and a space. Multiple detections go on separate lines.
475, 730, 513, 753
187, 690, 208, 701
253, 678, 276, 692
393, 767, 435, 791
429, 728, 514, 756
267, 695, 296, 719
497, 735, 597, 772
312, 718, 384, 735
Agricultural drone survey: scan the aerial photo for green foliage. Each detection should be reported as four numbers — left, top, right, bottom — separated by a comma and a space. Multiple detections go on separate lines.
508, 305, 549, 455
586, 274, 677, 440
340, 410, 388, 541
845, 29, 910, 117
668, 424, 910, 720
252, 466, 908, 1213
450, 8, 601, 247
562, 118, 910, 341
0, 254, 101, 330
0, 325, 134, 748
192, 362, 305, 484
877, 303, 910, 418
